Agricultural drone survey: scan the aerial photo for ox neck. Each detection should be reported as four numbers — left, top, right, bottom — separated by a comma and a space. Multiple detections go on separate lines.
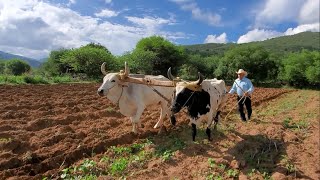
107, 85, 124, 105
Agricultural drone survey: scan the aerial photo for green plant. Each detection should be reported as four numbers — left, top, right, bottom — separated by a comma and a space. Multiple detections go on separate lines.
208, 158, 216, 168
161, 150, 173, 161
281, 155, 296, 174
110, 157, 129, 175
226, 169, 239, 178
0, 137, 12, 143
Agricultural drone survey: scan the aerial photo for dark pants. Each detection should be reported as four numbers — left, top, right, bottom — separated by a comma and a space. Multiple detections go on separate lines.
237, 96, 252, 121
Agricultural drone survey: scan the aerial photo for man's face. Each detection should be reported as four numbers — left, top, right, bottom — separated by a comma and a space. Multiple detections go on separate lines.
238, 73, 245, 80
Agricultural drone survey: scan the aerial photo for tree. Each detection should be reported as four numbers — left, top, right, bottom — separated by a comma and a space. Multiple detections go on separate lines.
117, 49, 157, 74
215, 45, 276, 83
279, 50, 320, 86
0, 60, 5, 74
5, 59, 31, 75
135, 36, 186, 76
40, 48, 72, 76
60, 44, 116, 78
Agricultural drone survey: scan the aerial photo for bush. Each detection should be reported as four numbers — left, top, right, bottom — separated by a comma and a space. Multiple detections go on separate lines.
4, 59, 31, 75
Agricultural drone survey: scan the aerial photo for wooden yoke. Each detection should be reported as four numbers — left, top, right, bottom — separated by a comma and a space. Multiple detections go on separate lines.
121, 76, 176, 87
117, 62, 180, 87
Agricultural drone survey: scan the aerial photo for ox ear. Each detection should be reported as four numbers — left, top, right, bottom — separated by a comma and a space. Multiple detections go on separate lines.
101, 62, 107, 75
195, 72, 204, 85
167, 67, 175, 80
124, 61, 130, 76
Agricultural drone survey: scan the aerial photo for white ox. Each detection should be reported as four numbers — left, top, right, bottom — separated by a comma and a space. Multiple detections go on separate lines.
97, 63, 174, 133
168, 69, 228, 141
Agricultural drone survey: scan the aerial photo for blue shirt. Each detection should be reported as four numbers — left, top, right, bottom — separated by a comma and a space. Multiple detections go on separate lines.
229, 77, 254, 96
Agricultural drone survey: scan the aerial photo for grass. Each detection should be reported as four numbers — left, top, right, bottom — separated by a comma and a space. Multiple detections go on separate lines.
205, 157, 239, 179
259, 90, 312, 117
0, 75, 83, 84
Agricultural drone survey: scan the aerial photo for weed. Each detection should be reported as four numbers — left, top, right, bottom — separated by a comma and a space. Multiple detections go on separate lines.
208, 158, 216, 168
283, 117, 309, 131
161, 150, 173, 161
281, 155, 296, 174
247, 168, 256, 177
110, 157, 129, 175
226, 169, 239, 178
100, 156, 109, 163
0, 137, 12, 143
261, 172, 272, 180
106, 106, 116, 113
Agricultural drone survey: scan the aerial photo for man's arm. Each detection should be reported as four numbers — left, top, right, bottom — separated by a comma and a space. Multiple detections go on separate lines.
247, 79, 254, 95
228, 81, 237, 94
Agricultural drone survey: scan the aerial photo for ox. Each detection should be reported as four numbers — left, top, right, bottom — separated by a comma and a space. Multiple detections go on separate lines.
168, 69, 228, 141
97, 62, 175, 133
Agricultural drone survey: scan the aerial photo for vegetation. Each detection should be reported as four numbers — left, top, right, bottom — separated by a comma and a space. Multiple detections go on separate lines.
0, 32, 319, 87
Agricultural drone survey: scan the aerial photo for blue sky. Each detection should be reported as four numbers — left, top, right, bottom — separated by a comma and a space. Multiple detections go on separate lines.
0, 0, 319, 59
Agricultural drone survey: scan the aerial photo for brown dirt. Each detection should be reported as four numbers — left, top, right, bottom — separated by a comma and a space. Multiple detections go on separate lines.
0, 83, 318, 179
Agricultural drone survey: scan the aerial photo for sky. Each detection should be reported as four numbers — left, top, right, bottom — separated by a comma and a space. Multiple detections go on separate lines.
0, 0, 319, 59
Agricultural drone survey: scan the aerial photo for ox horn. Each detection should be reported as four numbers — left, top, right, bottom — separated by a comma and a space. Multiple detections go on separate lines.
195, 72, 204, 85
100, 62, 107, 75
167, 67, 175, 80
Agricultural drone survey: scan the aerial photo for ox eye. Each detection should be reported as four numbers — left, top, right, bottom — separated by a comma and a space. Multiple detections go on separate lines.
111, 80, 115, 82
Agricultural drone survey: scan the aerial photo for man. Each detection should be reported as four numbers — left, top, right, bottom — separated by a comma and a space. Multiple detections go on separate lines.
228, 69, 254, 121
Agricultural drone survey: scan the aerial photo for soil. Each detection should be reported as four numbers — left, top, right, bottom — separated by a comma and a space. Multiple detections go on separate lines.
0, 83, 318, 179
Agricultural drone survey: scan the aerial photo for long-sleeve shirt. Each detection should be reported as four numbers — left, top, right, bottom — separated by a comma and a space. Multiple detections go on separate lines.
229, 77, 254, 96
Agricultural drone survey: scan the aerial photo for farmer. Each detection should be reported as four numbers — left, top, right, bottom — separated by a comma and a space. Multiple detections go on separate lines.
228, 69, 254, 121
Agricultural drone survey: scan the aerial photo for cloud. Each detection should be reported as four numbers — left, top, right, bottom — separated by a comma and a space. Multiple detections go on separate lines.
104, 0, 112, 4
170, 0, 221, 26
299, 0, 320, 24
255, 0, 319, 27
237, 29, 282, 43
204, 33, 227, 43
67, 0, 76, 6
238, 23, 319, 43
95, 9, 119, 18
285, 23, 320, 35
0, 0, 185, 59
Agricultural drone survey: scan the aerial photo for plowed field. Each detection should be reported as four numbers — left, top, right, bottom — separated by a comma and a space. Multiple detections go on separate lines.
0, 84, 318, 179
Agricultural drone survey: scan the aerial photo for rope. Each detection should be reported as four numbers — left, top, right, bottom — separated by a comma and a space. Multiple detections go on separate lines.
234, 80, 251, 100
147, 85, 171, 104
224, 95, 246, 121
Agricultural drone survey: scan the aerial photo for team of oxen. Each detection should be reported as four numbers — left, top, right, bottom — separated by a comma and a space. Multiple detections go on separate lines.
97, 62, 228, 141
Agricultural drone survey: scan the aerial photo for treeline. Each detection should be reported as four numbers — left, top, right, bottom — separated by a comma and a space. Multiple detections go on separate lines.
1, 36, 319, 87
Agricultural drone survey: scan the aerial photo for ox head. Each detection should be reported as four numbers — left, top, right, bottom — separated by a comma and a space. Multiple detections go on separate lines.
167, 68, 204, 113
97, 62, 129, 96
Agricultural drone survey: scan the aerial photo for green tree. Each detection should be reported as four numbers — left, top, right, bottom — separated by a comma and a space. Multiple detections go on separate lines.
215, 45, 276, 83
135, 36, 186, 76
0, 60, 5, 74
117, 49, 157, 74
5, 59, 31, 75
279, 50, 320, 86
41, 48, 71, 76
61, 43, 116, 78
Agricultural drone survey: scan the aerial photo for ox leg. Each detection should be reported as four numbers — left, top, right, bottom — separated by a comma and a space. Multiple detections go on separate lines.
131, 108, 144, 134
213, 111, 221, 130
206, 127, 212, 141
191, 123, 197, 141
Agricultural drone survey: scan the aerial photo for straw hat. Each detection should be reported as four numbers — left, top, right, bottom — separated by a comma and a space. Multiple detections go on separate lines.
236, 69, 247, 76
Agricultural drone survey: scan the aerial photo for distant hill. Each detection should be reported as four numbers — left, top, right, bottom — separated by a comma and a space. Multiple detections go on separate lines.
184, 32, 320, 56
0, 51, 42, 67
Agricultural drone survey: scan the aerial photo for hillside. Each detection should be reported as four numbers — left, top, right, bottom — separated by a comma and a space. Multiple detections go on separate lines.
184, 32, 320, 56
0, 51, 41, 67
